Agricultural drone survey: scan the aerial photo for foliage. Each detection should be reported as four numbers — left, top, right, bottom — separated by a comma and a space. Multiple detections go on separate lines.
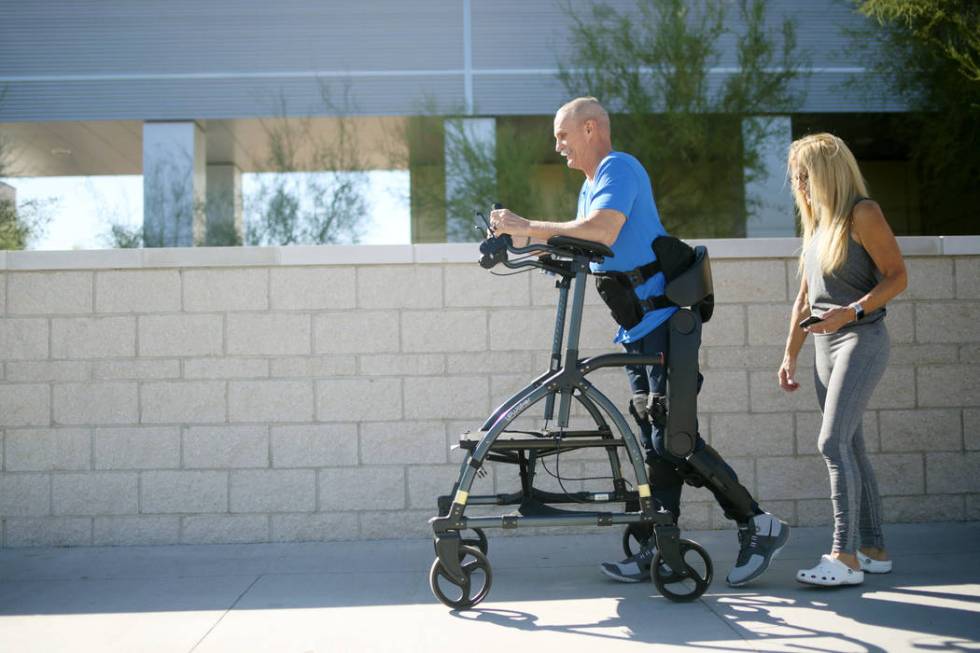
858, 0, 979, 83
0, 123, 52, 250
853, 0, 980, 234
442, 117, 581, 241
102, 83, 371, 249
443, 117, 498, 242
0, 196, 30, 250
141, 151, 205, 247
105, 223, 143, 248
203, 208, 243, 247
556, 0, 804, 237
245, 85, 368, 246
0, 196, 52, 251
494, 120, 581, 222
400, 110, 581, 243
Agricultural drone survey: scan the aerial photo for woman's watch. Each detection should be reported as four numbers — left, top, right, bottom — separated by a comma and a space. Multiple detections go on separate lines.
849, 301, 865, 321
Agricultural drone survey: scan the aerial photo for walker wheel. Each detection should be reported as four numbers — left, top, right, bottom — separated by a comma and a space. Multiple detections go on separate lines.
431, 528, 488, 556
622, 523, 654, 558
461, 528, 489, 555
651, 539, 712, 602
429, 545, 493, 610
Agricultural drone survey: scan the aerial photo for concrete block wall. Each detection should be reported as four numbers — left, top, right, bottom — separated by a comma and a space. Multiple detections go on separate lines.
0, 237, 977, 547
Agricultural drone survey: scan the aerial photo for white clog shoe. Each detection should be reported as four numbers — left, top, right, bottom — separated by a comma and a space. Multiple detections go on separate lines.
796, 554, 864, 586
857, 550, 893, 574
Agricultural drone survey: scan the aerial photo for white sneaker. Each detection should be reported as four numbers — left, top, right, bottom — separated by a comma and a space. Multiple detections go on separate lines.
857, 550, 893, 573
797, 554, 864, 587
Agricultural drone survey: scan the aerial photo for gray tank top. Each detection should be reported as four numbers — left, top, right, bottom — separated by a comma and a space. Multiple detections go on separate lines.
804, 213, 885, 327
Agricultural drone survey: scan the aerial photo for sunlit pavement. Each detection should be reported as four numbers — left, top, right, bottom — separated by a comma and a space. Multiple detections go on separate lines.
1, 522, 978, 652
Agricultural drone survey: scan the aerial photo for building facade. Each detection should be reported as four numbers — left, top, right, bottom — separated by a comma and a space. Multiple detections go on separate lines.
1, 0, 917, 245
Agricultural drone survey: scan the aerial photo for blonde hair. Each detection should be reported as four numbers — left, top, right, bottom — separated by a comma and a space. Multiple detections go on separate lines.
788, 133, 869, 276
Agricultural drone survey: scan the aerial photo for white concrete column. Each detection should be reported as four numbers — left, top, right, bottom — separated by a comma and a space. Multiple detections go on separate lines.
444, 117, 495, 242
743, 116, 795, 237
205, 163, 242, 245
142, 121, 206, 247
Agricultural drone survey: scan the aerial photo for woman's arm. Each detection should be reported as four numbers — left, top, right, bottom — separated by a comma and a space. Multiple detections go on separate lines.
808, 200, 907, 334
779, 275, 810, 391
786, 275, 811, 359
850, 200, 908, 312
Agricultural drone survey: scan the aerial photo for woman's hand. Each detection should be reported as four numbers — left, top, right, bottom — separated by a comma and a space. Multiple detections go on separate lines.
778, 356, 800, 392
806, 305, 855, 335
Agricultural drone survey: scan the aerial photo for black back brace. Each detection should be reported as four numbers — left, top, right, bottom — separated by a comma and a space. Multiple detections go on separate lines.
593, 235, 703, 328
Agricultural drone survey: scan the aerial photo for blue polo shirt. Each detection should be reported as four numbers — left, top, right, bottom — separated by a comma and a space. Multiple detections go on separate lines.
579, 151, 677, 344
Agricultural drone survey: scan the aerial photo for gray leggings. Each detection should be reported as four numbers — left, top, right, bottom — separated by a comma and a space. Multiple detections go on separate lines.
813, 320, 889, 553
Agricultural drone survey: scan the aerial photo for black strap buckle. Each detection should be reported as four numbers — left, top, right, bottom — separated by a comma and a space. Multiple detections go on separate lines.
639, 295, 676, 312
625, 269, 646, 287
595, 260, 661, 289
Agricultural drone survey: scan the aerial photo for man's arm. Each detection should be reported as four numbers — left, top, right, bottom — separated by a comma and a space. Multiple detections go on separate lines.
490, 208, 626, 247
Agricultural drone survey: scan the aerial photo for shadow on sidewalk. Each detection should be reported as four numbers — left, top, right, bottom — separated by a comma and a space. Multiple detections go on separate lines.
456, 584, 980, 651
0, 523, 978, 652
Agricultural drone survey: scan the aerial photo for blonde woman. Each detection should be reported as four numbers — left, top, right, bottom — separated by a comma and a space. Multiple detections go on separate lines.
779, 133, 907, 587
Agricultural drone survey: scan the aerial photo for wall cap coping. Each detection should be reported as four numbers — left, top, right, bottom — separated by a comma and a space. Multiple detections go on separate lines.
0, 236, 974, 271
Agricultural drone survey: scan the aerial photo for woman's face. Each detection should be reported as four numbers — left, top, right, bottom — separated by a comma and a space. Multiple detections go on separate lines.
792, 165, 811, 204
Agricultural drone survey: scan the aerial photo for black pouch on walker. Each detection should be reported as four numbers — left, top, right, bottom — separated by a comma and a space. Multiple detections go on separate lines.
594, 235, 702, 329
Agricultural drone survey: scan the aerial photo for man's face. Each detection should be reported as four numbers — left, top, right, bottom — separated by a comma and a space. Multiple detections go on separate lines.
553, 110, 590, 172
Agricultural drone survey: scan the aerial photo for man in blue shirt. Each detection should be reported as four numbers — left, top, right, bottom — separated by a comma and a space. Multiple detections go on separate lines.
490, 97, 789, 586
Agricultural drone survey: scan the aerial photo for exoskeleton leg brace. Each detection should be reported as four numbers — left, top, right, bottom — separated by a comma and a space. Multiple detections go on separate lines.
661, 251, 757, 522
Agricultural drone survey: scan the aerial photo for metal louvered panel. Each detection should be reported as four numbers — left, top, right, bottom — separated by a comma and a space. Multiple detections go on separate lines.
0, 0, 464, 120
471, 0, 873, 70
0, 75, 467, 122
473, 72, 908, 115
0, 1, 463, 75
0, 0, 903, 122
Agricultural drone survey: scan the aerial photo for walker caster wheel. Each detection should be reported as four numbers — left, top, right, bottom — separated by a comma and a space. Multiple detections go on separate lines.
430, 545, 493, 610
622, 523, 654, 558
431, 528, 488, 556
461, 528, 488, 555
651, 539, 712, 602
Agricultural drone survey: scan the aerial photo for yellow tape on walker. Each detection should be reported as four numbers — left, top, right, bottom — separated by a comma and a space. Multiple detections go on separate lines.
454, 490, 469, 505
638, 484, 651, 498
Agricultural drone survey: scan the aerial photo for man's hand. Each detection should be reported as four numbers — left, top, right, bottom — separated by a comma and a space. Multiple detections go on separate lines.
489, 208, 530, 238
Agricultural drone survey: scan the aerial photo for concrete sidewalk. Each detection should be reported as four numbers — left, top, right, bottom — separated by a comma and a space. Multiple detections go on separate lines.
1, 522, 978, 652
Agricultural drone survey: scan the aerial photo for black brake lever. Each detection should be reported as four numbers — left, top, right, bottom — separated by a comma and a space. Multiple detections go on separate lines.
476, 202, 513, 269
475, 211, 494, 237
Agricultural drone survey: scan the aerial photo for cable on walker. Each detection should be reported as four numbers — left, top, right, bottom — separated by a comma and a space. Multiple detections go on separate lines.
428, 203, 716, 609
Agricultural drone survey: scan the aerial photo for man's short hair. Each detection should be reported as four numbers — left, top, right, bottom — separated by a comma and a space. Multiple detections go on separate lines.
557, 97, 610, 130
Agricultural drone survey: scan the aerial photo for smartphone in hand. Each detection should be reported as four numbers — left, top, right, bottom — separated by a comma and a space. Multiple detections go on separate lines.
798, 314, 823, 329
